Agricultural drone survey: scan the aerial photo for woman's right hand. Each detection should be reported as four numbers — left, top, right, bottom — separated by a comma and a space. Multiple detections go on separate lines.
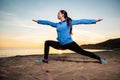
32, 19, 37, 22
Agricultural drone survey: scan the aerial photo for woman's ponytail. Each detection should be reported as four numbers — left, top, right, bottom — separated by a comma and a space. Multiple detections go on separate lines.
66, 17, 72, 35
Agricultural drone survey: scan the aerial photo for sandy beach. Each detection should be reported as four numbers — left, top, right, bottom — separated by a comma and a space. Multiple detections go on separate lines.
0, 51, 120, 80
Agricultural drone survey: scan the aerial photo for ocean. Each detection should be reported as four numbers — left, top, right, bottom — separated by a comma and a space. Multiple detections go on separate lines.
0, 48, 111, 58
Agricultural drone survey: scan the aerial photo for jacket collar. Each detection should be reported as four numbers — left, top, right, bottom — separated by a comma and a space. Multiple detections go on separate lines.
59, 19, 66, 24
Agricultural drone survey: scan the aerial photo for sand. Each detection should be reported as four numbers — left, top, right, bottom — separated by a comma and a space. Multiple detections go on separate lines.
0, 51, 120, 80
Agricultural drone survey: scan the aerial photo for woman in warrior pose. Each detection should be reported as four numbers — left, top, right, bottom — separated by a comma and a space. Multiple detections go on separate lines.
32, 10, 107, 64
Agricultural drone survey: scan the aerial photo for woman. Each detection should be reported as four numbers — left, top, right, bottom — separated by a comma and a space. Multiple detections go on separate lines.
32, 10, 107, 64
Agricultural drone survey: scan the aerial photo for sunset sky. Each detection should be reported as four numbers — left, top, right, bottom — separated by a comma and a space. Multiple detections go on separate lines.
0, 0, 120, 48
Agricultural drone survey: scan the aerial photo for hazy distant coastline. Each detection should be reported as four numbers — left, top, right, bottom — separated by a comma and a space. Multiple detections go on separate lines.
81, 38, 120, 51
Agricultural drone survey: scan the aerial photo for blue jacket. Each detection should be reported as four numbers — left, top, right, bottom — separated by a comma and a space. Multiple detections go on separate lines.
37, 19, 96, 45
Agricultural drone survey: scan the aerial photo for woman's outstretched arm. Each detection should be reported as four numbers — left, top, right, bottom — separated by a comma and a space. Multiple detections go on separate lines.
32, 19, 57, 28
72, 19, 103, 25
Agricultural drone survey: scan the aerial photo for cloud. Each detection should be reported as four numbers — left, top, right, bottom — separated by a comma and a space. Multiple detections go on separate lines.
0, 11, 40, 29
0, 11, 17, 17
72, 28, 106, 44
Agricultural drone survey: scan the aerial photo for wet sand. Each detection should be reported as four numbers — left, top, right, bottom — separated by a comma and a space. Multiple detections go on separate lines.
0, 51, 120, 80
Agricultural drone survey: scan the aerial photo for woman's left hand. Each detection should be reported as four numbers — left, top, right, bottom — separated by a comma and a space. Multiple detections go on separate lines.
96, 19, 103, 22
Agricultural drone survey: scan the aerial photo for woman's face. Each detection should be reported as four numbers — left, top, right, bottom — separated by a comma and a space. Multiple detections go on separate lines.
57, 12, 64, 20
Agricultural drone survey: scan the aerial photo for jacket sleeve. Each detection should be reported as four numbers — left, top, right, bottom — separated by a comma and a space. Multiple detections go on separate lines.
37, 20, 57, 27
72, 19, 96, 25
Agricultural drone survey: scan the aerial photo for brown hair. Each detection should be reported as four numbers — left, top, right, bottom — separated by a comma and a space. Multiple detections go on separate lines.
60, 10, 72, 35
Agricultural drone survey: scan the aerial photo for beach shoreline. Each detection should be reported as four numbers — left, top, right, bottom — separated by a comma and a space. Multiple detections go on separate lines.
0, 48, 114, 58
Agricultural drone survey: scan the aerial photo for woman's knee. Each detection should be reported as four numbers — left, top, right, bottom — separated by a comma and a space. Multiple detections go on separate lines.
45, 40, 51, 46
45, 40, 61, 49
45, 40, 58, 47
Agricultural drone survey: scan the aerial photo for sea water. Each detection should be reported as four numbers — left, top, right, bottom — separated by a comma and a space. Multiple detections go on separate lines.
0, 48, 112, 58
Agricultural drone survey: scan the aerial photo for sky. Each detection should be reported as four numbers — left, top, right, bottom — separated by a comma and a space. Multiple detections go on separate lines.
0, 0, 120, 48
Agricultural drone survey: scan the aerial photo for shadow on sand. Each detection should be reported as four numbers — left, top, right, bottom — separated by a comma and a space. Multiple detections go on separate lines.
50, 56, 99, 63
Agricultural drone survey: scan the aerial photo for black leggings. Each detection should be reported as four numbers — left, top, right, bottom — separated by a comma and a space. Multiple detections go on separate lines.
44, 40, 100, 60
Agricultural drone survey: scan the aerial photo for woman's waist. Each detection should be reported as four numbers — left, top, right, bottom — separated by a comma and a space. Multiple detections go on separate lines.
57, 37, 73, 45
